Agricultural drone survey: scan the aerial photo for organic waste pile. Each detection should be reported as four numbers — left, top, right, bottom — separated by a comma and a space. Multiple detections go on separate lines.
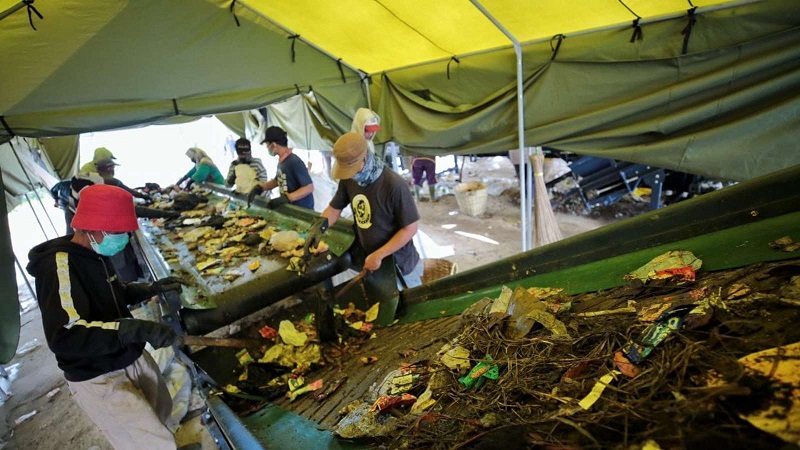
322, 246, 800, 449
216, 301, 383, 414
139, 186, 327, 307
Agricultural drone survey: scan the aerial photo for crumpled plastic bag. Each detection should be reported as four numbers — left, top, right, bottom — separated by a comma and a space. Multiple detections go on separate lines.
270, 230, 303, 252
625, 250, 702, 283
334, 402, 399, 439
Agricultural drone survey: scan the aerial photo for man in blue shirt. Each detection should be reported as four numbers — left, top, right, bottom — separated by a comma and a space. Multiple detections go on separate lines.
247, 126, 314, 210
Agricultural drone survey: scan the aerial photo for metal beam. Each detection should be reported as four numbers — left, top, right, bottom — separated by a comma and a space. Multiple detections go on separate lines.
469, 0, 530, 251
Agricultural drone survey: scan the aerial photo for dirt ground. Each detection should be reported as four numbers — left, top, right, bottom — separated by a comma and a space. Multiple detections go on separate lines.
0, 157, 614, 449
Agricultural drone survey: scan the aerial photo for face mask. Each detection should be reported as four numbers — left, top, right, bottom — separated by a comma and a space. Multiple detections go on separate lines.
351, 167, 370, 185
267, 144, 276, 157
238, 154, 251, 163
89, 232, 129, 256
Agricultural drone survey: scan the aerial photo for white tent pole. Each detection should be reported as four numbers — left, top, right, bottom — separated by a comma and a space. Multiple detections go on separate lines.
9, 140, 59, 237
364, 77, 372, 111
526, 147, 534, 246
469, 0, 529, 251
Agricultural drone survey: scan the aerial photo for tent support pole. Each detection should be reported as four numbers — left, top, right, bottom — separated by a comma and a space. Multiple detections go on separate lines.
9, 141, 59, 237
470, 0, 529, 251
24, 193, 49, 241
364, 77, 372, 111
14, 253, 35, 301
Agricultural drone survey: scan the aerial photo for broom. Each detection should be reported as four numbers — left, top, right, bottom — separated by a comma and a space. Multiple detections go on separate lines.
531, 150, 562, 247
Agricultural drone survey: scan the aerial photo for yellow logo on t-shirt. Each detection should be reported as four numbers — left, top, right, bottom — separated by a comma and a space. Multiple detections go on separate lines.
353, 194, 372, 229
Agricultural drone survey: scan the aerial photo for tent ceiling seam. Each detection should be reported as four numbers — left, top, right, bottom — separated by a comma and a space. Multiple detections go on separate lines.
228, 0, 241, 27
378, 0, 764, 76
372, 0, 453, 55
233, 0, 366, 79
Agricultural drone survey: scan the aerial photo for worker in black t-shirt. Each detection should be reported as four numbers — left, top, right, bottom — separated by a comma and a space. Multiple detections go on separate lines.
308, 132, 423, 289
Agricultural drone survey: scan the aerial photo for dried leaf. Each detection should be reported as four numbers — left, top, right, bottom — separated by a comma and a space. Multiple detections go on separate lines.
365, 302, 380, 322
278, 320, 308, 347
196, 258, 221, 271
525, 309, 570, 338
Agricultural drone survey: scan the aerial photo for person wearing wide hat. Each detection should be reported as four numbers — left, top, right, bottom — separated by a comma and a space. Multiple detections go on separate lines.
306, 133, 423, 289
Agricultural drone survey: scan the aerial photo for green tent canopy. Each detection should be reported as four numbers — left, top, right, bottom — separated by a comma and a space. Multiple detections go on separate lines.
1, 0, 800, 362
1, 0, 799, 180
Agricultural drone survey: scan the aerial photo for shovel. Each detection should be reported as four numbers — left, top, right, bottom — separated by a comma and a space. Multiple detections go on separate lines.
334, 269, 369, 300
180, 335, 266, 348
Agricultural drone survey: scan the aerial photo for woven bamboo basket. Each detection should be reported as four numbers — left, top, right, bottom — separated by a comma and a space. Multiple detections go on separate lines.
422, 258, 458, 284
454, 181, 488, 216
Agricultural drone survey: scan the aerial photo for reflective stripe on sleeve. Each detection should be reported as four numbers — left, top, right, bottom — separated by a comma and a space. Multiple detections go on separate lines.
55, 252, 80, 327
55, 252, 120, 331
72, 320, 119, 330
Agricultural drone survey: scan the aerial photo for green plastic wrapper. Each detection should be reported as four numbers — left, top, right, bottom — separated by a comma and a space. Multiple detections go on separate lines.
458, 354, 499, 391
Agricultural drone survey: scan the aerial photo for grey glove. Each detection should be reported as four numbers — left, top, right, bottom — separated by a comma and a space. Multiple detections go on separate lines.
153, 276, 184, 294
117, 319, 178, 349
266, 194, 290, 209
246, 185, 264, 208
126, 276, 184, 299
304, 217, 329, 255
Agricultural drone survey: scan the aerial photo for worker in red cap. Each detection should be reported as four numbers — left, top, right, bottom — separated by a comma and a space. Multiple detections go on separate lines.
26, 184, 186, 450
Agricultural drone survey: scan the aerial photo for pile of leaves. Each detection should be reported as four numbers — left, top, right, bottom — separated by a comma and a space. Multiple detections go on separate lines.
355, 256, 800, 449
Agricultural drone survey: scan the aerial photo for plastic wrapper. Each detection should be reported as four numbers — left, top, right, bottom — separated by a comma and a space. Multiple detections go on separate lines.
625, 250, 702, 283
236, 349, 254, 366
259, 325, 278, 339
370, 393, 418, 412
288, 378, 323, 401
621, 304, 696, 363
459, 354, 499, 390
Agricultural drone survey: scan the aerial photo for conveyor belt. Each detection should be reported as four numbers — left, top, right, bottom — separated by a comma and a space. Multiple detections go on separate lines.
269, 315, 461, 428
184, 167, 800, 449
137, 186, 356, 335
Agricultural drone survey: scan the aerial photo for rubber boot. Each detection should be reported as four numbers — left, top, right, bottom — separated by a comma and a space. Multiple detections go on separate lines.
429, 185, 437, 202
413, 185, 422, 201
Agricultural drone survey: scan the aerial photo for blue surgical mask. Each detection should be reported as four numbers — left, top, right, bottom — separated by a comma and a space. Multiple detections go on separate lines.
89, 232, 129, 256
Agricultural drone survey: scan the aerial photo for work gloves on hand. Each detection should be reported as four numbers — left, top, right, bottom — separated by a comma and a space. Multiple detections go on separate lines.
304, 217, 329, 256
266, 194, 290, 210
126, 276, 185, 300
246, 185, 264, 208
152, 276, 184, 294
118, 319, 179, 349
